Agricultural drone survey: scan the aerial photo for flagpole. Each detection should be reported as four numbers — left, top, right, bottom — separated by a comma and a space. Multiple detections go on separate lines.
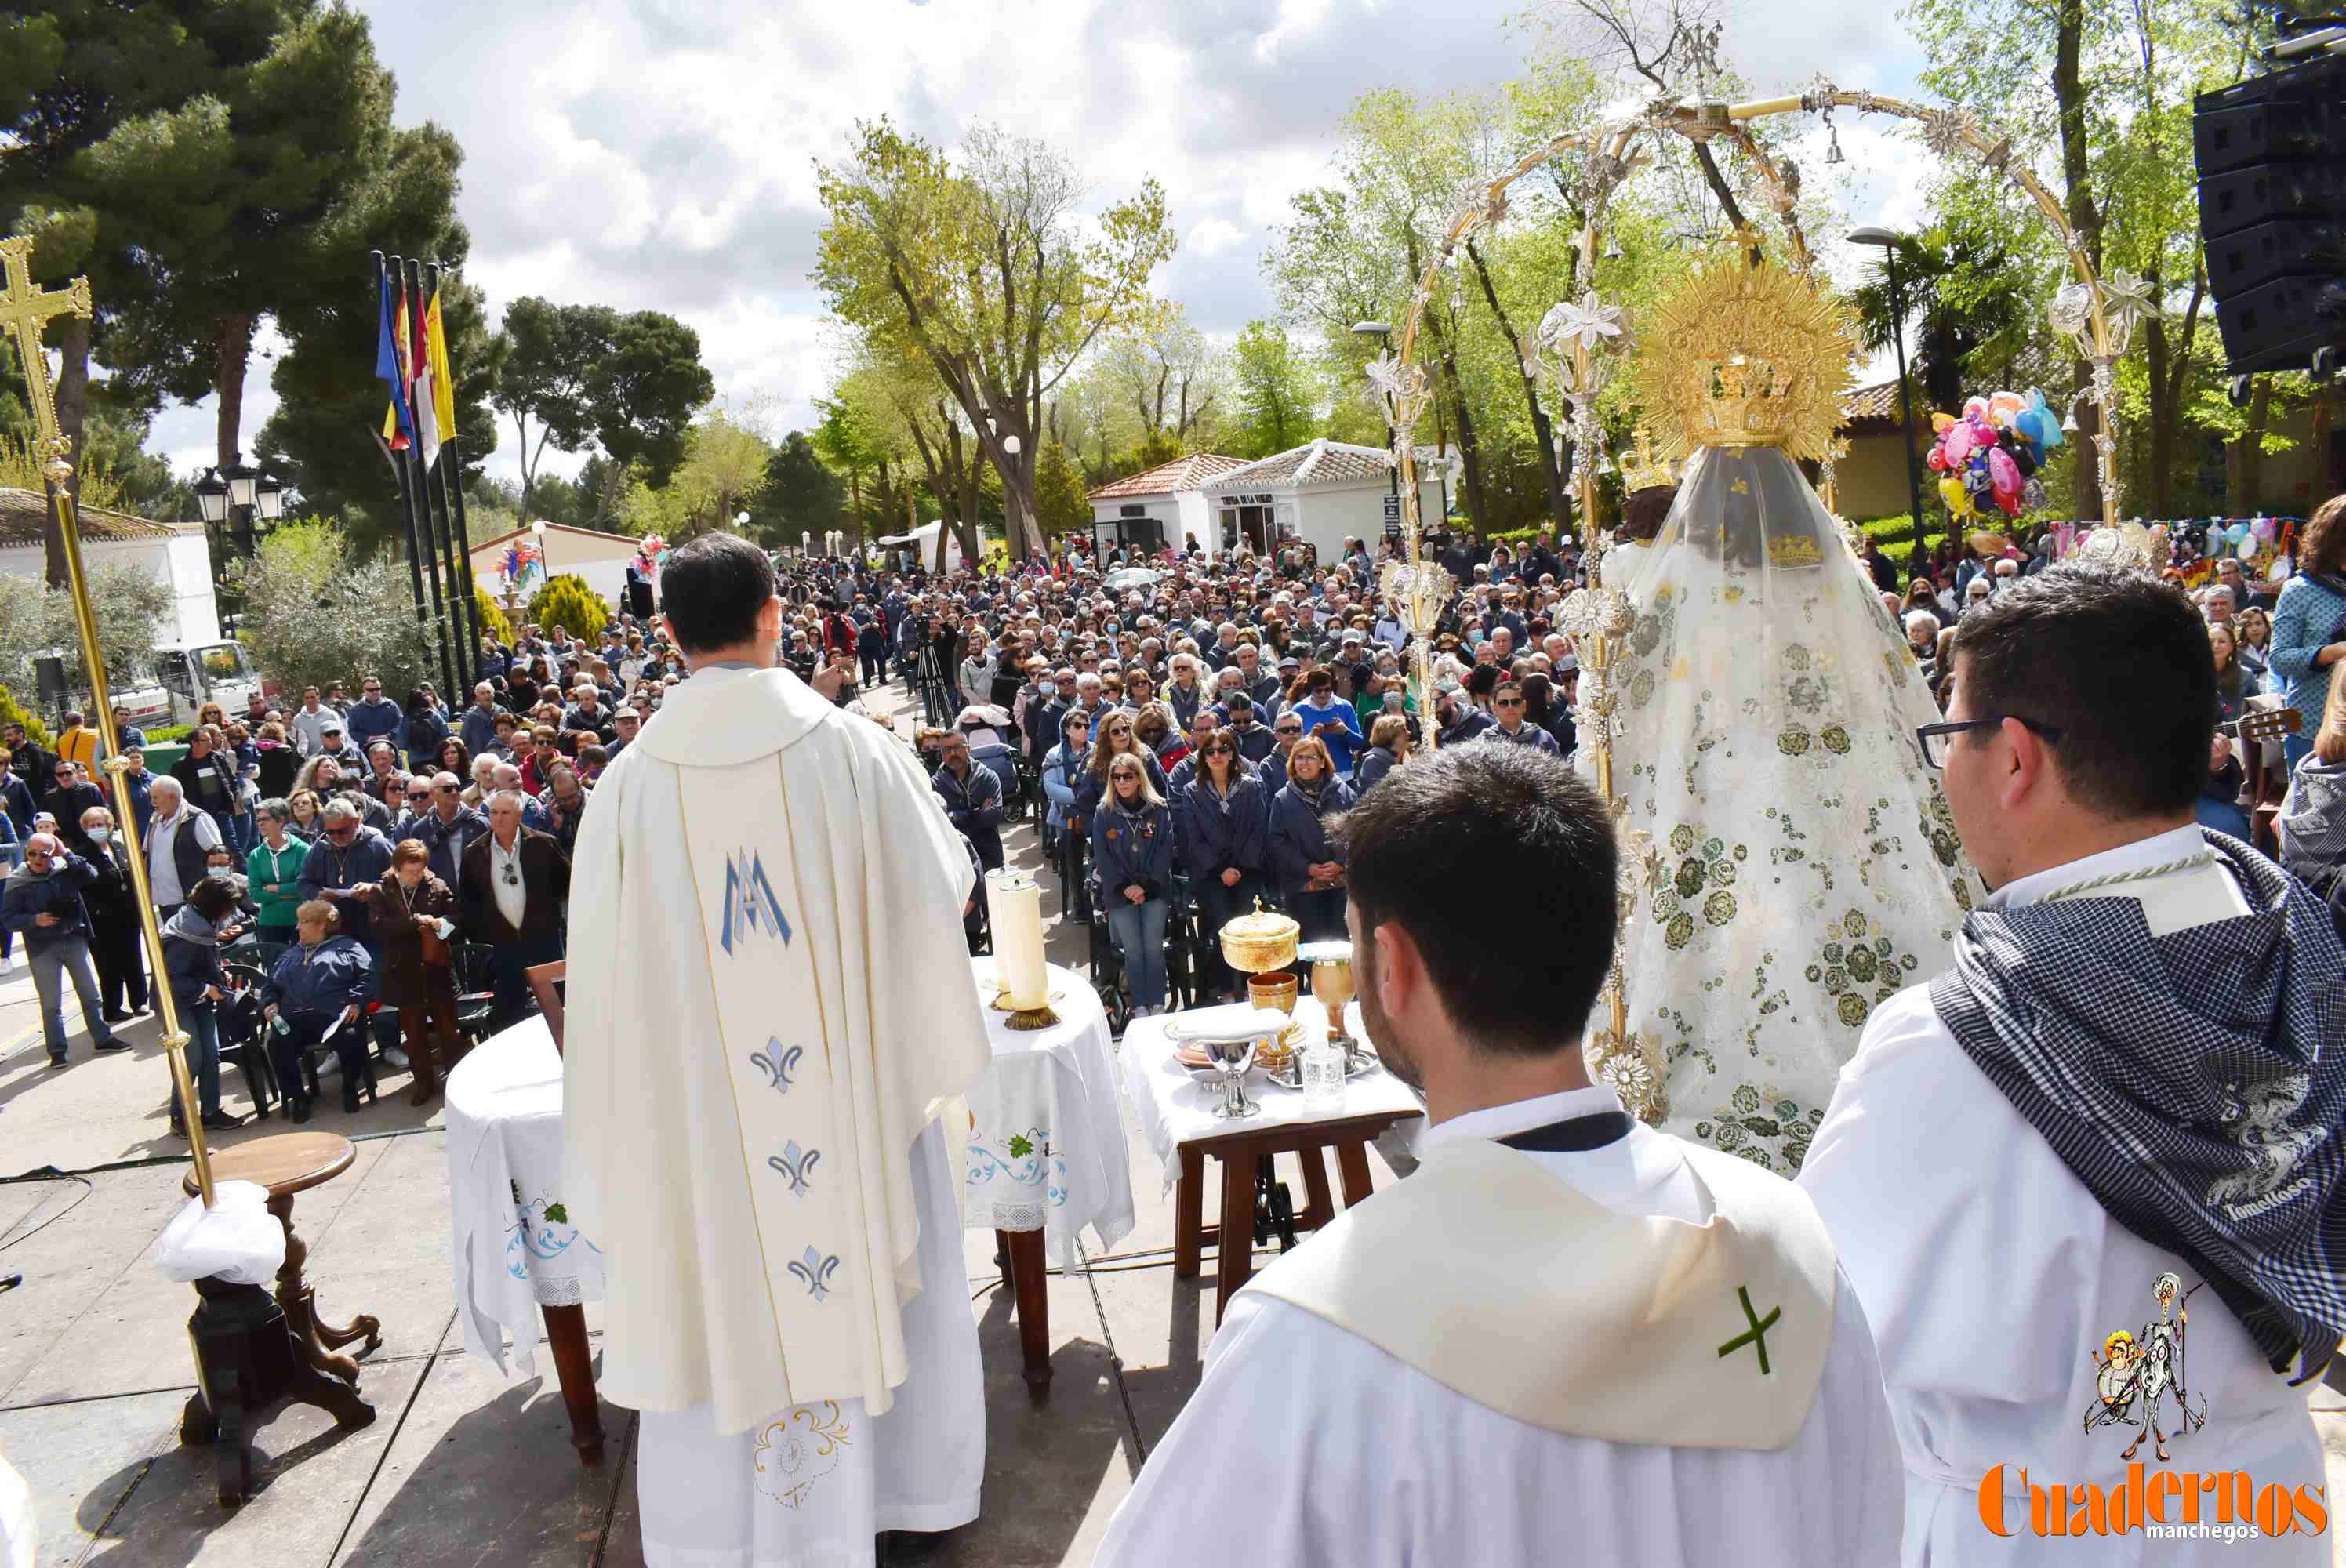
396, 256, 458, 703
420, 260, 475, 694
377, 251, 438, 691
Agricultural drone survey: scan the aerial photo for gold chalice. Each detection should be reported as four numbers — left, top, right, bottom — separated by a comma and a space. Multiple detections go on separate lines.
1299, 940, 1356, 1051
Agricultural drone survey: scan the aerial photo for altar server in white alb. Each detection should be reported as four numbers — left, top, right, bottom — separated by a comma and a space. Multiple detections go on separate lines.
564, 532, 993, 1567
1098, 746, 1904, 1566
1802, 564, 2344, 1566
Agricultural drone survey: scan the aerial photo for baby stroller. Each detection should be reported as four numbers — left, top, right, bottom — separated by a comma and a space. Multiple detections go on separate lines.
957, 706, 1025, 824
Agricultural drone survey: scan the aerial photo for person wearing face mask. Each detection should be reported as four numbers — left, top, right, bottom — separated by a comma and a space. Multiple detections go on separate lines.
160, 874, 251, 1132
76, 805, 149, 1023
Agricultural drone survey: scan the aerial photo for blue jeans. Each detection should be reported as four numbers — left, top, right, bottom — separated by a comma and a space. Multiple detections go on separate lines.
1106, 895, 1170, 1011
181, 1004, 222, 1116
28, 936, 119, 1058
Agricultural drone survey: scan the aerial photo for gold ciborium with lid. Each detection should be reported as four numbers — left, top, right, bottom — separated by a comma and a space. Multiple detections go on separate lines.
1218, 900, 1303, 1066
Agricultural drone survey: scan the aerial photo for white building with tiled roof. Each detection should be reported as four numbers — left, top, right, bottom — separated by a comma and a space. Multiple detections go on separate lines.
0, 487, 222, 644
1203, 439, 1452, 562
1085, 441, 1455, 562
1085, 453, 1251, 558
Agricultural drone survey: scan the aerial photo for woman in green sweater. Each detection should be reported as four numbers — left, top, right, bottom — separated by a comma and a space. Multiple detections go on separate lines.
246, 797, 310, 967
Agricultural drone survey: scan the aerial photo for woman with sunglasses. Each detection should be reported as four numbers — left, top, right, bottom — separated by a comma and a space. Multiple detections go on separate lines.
1179, 731, 1269, 1000
1269, 734, 1354, 942
1075, 708, 1168, 824
1092, 755, 1175, 1021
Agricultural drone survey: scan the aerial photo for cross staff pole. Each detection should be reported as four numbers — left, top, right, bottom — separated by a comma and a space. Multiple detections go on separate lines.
0, 234, 214, 1203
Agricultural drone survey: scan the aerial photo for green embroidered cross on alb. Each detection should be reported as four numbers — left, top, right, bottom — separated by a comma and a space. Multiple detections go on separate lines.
1718, 1284, 1781, 1375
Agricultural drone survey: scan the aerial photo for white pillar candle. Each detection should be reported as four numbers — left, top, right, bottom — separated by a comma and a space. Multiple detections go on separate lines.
986, 870, 1050, 1010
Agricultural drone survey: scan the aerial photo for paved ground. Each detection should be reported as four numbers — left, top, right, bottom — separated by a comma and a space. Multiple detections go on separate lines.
0, 678, 1361, 1567
2, 677, 2342, 1566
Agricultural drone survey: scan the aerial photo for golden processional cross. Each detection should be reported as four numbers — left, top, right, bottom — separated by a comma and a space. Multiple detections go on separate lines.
1, 230, 216, 1203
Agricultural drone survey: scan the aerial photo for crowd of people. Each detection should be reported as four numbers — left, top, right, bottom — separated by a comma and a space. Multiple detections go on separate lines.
4, 492, 2341, 1138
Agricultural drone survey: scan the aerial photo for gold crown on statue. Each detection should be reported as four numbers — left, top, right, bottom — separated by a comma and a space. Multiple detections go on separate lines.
1630, 248, 1858, 466
1615, 426, 1677, 493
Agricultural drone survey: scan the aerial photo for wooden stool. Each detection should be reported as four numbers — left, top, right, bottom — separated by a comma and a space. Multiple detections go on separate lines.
181, 1132, 381, 1404
1170, 1111, 1415, 1325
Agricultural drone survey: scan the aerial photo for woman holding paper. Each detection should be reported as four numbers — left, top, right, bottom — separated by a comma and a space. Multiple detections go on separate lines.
376, 839, 462, 1105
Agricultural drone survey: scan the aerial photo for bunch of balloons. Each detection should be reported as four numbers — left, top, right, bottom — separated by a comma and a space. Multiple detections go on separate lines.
1925, 390, 2065, 520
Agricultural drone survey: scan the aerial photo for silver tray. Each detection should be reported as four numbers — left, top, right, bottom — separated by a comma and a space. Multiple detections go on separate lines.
1265, 1048, 1379, 1091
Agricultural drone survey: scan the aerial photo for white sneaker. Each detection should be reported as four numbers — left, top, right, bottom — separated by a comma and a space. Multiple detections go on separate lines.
0, 952, 12, 975
383, 1047, 410, 1069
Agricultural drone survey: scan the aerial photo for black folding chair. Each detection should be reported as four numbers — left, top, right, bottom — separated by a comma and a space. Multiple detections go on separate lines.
216, 963, 281, 1120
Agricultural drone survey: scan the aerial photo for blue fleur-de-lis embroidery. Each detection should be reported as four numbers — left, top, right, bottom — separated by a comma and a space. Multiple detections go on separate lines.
750, 1039, 804, 1093
721, 850, 792, 954
787, 1246, 841, 1302
767, 1141, 820, 1197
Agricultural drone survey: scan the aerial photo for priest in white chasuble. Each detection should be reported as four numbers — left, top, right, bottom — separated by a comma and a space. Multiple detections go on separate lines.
563, 532, 993, 1567
1098, 746, 1904, 1567
1801, 564, 2344, 1566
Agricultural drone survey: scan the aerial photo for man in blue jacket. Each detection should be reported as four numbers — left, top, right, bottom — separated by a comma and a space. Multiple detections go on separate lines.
932, 732, 1006, 872
3, 833, 130, 1065
344, 675, 405, 755
299, 798, 401, 1064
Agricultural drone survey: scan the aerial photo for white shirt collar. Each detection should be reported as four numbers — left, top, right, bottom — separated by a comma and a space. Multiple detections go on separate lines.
1428, 1085, 1628, 1149
1987, 823, 2210, 912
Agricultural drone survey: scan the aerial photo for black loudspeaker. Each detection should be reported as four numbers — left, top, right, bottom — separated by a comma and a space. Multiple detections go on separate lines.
32, 655, 67, 710
2195, 51, 2346, 376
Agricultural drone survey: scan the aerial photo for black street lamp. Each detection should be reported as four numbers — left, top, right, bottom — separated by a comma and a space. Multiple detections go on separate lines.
1850, 228, 1928, 557
1351, 319, 1402, 544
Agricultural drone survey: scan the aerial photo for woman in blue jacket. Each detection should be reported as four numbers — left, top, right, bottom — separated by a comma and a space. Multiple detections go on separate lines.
1284, 670, 1364, 777
2268, 498, 2346, 772
1073, 709, 1168, 822
1269, 735, 1356, 942
259, 898, 377, 1122
159, 875, 250, 1134
1178, 734, 1271, 1001
1041, 710, 1094, 916
1092, 757, 1176, 1020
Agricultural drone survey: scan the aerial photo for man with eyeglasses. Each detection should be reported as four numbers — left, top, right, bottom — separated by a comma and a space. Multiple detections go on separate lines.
1803, 562, 2344, 1561
42, 761, 107, 858
3, 832, 130, 1065
1480, 681, 1560, 755
298, 797, 402, 1069
345, 675, 404, 755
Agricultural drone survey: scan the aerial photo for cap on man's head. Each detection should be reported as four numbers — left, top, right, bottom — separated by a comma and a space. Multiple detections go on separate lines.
615, 706, 641, 721
321, 720, 343, 734
1277, 655, 1300, 670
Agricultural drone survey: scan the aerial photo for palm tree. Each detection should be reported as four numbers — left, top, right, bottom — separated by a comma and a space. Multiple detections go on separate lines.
1849, 222, 2034, 419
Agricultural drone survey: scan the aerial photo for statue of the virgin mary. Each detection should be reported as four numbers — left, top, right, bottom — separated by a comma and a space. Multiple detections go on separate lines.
1587, 252, 1978, 1175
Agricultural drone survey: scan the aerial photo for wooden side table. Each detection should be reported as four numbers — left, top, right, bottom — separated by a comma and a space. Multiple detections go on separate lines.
1171, 1109, 1414, 1324
181, 1131, 380, 1418
993, 1228, 1052, 1399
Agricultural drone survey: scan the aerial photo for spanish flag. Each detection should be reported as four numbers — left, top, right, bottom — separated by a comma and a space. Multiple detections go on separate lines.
376, 270, 415, 452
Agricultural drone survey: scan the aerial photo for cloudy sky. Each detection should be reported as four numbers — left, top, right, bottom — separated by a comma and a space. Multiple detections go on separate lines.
147, 0, 1941, 488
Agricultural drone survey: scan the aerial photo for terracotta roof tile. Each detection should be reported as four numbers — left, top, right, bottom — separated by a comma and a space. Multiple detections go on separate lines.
1087, 453, 1251, 501
0, 487, 191, 547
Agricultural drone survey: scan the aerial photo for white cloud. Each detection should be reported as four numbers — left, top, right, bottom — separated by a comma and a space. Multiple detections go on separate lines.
130, 0, 1935, 490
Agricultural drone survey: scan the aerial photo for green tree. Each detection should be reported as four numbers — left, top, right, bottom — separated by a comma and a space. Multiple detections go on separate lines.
748, 430, 844, 550
1228, 321, 1315, 459
2, 2, 283, 578
1033, 439, 1088, 539
0, 558, 172, 697
815, 119, 1175, 558
618, 405, 773, 539
526, 573, 608, 641
1905, 0, 2262, 517
228, 517, 439, 696
490, 297, 606, 522
589, 311, 715, 492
